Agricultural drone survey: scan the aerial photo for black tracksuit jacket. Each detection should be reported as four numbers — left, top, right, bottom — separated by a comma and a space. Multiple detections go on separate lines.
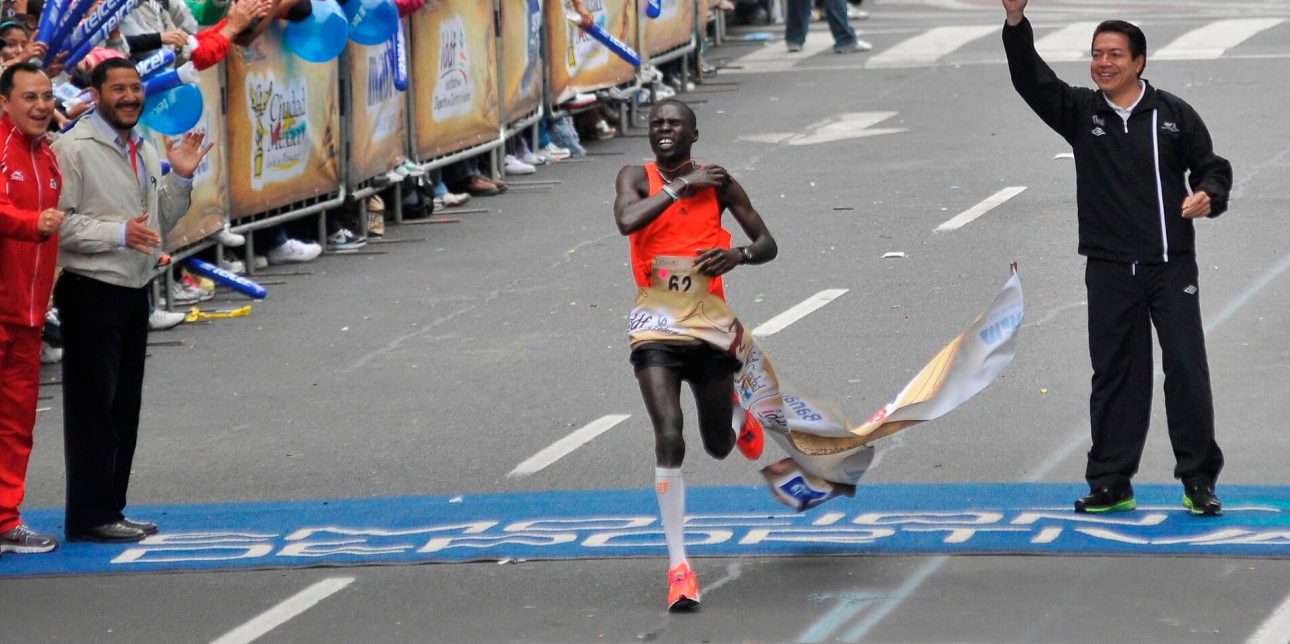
1002, 18, 1233, 265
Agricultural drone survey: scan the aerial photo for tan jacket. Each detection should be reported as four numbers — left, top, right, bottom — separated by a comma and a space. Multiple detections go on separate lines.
55, 116, 192, 289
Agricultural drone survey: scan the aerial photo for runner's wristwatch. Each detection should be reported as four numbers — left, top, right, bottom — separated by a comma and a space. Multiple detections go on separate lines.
739, 246, 753, 264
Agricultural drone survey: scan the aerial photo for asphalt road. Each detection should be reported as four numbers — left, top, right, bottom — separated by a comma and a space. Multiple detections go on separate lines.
6, 0, 1290, 642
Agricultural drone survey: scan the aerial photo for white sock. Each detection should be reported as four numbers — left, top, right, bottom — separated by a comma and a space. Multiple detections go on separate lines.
655, 466, 688, 568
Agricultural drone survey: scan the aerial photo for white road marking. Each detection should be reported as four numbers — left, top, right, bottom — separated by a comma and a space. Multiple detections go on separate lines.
934, 186, 1027, 232
866, 25, 997, 68
740, 112, 906, 146
507, 414, 631, 478
211, 577, 354, 644
724, 31, 835, 74
1035, 22, 1101, 61
752, 289, 849, 337
1155, 18, 1285, 59
1248, 592, 1290, 644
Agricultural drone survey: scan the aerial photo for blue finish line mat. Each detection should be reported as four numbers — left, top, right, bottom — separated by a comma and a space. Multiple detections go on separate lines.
4, 483, 1290, 577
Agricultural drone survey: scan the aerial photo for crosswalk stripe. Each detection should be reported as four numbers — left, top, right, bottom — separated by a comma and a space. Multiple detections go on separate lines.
865, 25, 997, 68
1154, 17, 1286, 59
724, 31, 835, 74
1034, 22, 1101, 62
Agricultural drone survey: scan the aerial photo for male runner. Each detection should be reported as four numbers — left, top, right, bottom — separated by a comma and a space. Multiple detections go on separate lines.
613, 99, 777, 610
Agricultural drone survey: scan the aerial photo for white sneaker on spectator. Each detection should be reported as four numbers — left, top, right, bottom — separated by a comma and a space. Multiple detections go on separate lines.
564, 92, 595, 107
219, 258, 246, 275
267, 238, 323, 264
181, 274, 215, 301
149, 309, 186, 331
40, 343, 62, 365
504, 154, 536, 175
326, 228, 367, 252
215, 223, 245, 247
591, 120, 616, 140
169, 281, 203, 306
847, 6, 869, 19
399, 160, 426, 177
542, 143, 571, 161
252, 255, 269, 271
443, 192, 471, 207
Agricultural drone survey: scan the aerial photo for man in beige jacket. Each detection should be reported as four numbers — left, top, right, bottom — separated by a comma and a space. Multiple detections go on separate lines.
54, 56, 211, 543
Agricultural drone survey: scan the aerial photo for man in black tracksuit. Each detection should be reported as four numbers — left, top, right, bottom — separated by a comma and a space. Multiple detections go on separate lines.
1002, 0, 1231, 516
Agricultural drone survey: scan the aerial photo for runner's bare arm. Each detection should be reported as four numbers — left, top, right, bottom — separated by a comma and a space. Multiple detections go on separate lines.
695, 176, 776, 276
614, 165, 675, 235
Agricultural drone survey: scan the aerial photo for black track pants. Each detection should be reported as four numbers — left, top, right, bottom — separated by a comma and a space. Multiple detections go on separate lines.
1084, 257, 1224, 489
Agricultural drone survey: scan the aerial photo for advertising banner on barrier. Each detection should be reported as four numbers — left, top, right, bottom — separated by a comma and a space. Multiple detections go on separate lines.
226, 26, 341, 217
348, 34, 408, 185
644, 0, 694, 57
410, 0, 501, 159
546, 0, 637, 105
154, 64, 230, 250
500, 0, 544, 124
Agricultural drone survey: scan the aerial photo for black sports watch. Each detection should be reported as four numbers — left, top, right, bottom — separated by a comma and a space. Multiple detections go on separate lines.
739, 246, 753, 264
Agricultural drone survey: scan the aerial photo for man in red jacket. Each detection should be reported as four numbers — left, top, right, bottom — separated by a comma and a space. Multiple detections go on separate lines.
0, 61, 65, 555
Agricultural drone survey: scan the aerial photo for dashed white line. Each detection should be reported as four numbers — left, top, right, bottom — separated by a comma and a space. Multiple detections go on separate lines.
934, 186, 1027, 232
1155, 18, 1285, 60
507, 414, 632, 478
752, 289, 849, 337
1248, 592, 1290, 644
1034, 22, 1101, 62
211, 577, 354, 644
866, 24, 997, 68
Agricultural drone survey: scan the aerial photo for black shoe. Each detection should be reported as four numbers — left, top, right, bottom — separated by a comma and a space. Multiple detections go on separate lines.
1074, 484, 1136, 513
66, 521, 147, 543
1183, 484, 1223, 516
121, 517, 158, 535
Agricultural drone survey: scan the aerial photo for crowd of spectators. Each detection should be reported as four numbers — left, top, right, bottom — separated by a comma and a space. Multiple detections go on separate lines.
0, 0, 750, 556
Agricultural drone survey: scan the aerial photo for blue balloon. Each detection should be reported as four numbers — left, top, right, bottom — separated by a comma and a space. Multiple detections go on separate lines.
645, 0, 662, 19
342, 0, 398, 46
283, 0, 350, 63
141, 83, 204, 135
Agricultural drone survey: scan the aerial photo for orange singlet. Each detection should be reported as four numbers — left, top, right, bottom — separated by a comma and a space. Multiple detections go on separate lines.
628, 162, 732, 299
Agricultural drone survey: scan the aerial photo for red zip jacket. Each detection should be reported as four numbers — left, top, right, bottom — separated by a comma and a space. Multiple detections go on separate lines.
0, 114, 62, 329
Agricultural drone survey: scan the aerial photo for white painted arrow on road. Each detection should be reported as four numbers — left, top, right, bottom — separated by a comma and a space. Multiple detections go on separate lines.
739, 112, 907, 146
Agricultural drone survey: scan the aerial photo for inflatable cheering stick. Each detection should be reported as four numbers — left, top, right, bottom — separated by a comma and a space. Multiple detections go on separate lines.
564, 11, 640, 67
186, 258, 269, 300
140, 63, 204, 135
284, 0, 350, 63
340, 0, 398, 45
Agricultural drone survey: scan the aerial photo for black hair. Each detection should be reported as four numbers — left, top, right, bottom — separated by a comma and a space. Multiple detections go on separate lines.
651, 98, 696, 130
0, 60, 45, 98
1093, 20, 1147, 74
0, 19, 27, 36
89, 56, 139, 90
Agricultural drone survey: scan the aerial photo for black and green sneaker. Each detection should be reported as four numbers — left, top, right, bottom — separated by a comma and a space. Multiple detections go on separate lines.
1183, 484, 1223, 516
1074, 484, 1136, 513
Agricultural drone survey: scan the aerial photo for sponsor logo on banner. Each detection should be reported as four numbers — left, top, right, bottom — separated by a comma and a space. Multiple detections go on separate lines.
246, 72, 310, 189
366, 43, 400, 141
977, 303, 1023, 346
783, 395, 824, 423
566, 0, 609, 71
433, 15, 474, 120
